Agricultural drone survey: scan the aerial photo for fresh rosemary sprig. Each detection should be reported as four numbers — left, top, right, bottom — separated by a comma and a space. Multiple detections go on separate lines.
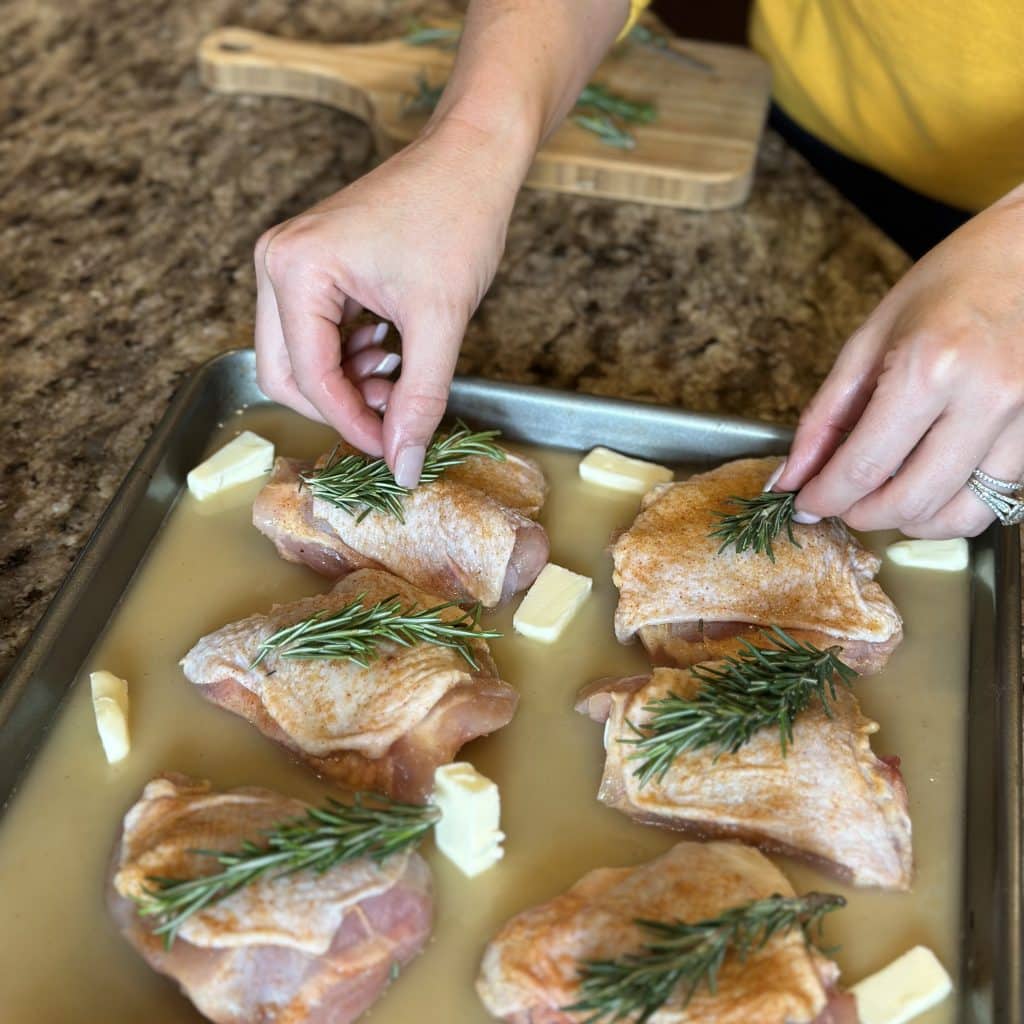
571, 83, 656, 150
302, 420, 504, 522
251, 593, 501, 671
577, 83, 656, 125
624, 628, 856, 786
627, 23, 714, 74
571, 112, 637, 150
709, 489, 800, 562
402, 22, 461, 48
401, 65, 655, 150
566, 891, 845, 1023
402, 73, 446, 116
135, 794, 439, 949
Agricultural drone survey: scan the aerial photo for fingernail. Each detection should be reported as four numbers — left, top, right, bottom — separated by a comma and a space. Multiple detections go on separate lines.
792, 510, 822, 525
373, 353, 400, 376
763, 460, 787, 493
373, 322, 389, 343
394, 444, 426, 488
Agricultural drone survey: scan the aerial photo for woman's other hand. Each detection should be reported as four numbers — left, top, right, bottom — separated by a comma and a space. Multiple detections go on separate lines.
772, 184, 1024, 538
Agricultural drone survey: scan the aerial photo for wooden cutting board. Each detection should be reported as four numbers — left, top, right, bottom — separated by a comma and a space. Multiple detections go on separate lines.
198, 23, 771, 210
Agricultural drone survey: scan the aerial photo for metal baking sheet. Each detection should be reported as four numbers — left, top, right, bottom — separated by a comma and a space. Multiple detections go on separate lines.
1, 348, 1020, 1023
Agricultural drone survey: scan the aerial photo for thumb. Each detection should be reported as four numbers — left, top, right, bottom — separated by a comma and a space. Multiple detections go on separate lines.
774, 322, 890, 492
383, 315, 464, 487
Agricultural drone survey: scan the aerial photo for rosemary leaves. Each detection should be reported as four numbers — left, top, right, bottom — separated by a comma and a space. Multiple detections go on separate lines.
709, 489, 799, 562
570, 113, 637, 150
303, 421, 504, 522
566, 891, 845, 1022
577, 83, 656, 124
627, 24, 714, 74
401, 74, 446, 116
136, 794, 439, 949
625, 628, 856, 785
572, 82, 656, 150
252, 593, 501, 670
402, 22, 461, 48
400, 60, 656, 150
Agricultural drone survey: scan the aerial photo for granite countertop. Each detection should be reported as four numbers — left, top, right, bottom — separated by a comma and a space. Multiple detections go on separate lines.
0, 0, 912, 676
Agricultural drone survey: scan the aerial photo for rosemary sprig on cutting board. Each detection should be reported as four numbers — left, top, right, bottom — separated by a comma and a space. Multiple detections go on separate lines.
566, 891, 845, 1022
570, 113, 637, 150
402, 73, 446, 116
400, 40, 656, 150
303, 421, 504, 522
136, 795, 439, 949
576, 83, 656, 124
402, 22, 461, 48
252, 593, 501, 671
625, 628, 856, 785
709, 490, 799, 562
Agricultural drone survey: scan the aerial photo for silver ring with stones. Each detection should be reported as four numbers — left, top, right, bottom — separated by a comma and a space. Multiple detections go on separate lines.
967, 471, 1024, 526
970, 468, 1024, 495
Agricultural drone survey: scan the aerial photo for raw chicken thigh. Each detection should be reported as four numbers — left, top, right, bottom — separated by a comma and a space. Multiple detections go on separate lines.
477, 840, 857, 1024
253, 443, 549, 607
577, 667, 913, 890
182, 568, 517, 802
109, 774, 433, 1024
611, 457, 903, 674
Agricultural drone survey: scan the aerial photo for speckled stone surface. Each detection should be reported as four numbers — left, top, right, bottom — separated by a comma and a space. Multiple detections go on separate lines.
0, 0, 915, 675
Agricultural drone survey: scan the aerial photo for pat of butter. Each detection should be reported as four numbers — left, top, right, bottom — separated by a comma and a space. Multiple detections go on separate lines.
186, 431, 275, 501
432, 763, 504, 878
886, 538, 968, 572
513, 564, 592, 643
90, 671, 130, 764
851, 946, 953, 1024
579, 447, 673, 494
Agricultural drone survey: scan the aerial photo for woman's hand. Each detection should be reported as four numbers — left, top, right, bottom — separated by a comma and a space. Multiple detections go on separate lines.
253, 0, 630, 486
254, 116, 523, 485
772, 184, 1024, 538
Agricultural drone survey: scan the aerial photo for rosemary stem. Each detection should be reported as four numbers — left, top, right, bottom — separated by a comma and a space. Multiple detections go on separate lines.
251, 594, 501, 671
624, 627, 856, 785
135, 795, 438, 949
566, 891, 845, 1022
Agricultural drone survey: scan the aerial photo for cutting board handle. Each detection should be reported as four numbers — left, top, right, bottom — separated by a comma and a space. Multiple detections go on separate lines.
199, 28, 390, 147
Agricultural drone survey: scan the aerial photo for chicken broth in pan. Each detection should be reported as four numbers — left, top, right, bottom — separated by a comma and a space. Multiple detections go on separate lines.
0, 407, 967, 1023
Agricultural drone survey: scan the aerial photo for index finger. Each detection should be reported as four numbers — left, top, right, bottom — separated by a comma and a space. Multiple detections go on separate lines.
382, 312, 462, 486
274, 287, 385, 457
795, 365, 946, 519
775, 325, 889, 493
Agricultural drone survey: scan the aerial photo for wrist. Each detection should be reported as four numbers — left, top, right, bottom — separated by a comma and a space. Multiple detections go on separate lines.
421, 103, 538, 198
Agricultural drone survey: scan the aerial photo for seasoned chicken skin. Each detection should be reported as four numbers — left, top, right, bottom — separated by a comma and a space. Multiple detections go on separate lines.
611, 457, 903, 674
253, 444, 549, 607
109, 775, 433, 1024
577, 668, 913, 890
181, 568, 518, 802
477, 840, 853, 1024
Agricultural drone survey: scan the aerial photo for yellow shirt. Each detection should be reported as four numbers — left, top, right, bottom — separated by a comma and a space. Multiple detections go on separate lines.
750, 1, 1024, 211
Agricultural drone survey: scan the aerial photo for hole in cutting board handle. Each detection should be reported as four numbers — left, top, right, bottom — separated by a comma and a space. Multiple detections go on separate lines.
219, 40, 252, 53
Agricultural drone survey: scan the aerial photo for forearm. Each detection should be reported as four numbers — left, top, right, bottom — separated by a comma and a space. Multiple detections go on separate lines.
425, 0, 631, 184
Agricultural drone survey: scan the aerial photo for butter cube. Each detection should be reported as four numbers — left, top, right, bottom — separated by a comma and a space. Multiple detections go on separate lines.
579, 447, 673, 494
513, 563, 592, 643
852, 946, 953, 1024
432, 763, 504, 878
90, 671, 130, 764
886, 538, 968, 572
187, 431, 274, 501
